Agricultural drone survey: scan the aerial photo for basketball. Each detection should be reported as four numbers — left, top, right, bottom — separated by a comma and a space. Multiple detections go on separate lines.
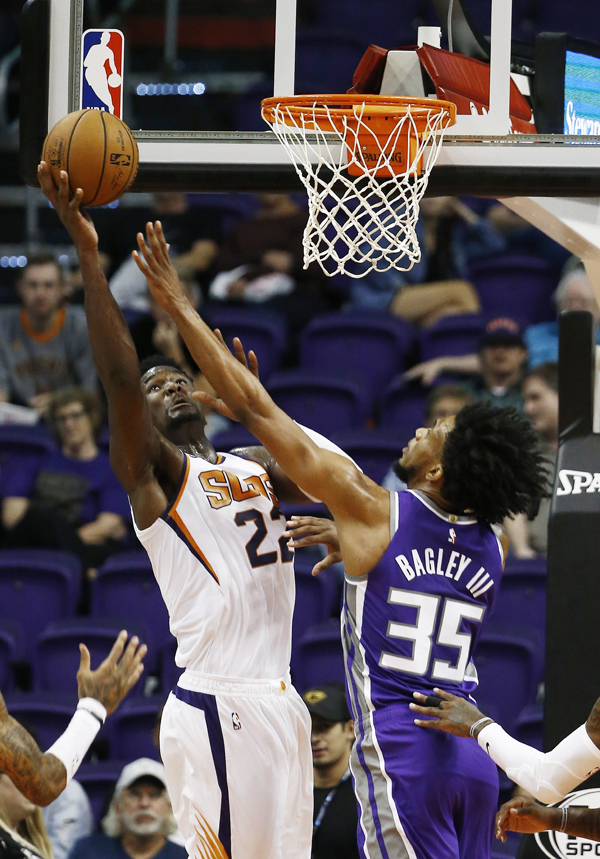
42, 109, 139, 207
108, 73, 121, 87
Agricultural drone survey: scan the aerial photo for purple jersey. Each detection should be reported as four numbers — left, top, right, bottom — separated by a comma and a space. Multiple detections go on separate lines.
343, 490, 504, 718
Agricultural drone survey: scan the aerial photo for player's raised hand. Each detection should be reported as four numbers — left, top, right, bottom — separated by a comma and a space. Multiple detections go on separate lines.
410, 687, 488, 737
37, 163, 99, 253
495, 797, 557, 841
193, 333, 259, 420
133, 221, 185, 312
76, 630, 147, 715
282, 516, 342, 575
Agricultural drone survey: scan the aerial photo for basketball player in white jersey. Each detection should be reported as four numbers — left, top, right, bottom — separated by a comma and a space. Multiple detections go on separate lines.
38, 165, 356, 859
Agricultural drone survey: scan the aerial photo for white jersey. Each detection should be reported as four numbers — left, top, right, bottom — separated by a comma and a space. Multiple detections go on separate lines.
133, 451, 295, 680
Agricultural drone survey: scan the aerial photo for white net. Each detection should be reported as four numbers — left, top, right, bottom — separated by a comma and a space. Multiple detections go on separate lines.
261, 97, 455, 278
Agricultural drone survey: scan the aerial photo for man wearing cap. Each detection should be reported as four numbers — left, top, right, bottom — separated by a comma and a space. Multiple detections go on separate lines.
463, 317, 528, 411
404, 317, 528, 412
68, 759, 185, 859
303, 683, 359, 859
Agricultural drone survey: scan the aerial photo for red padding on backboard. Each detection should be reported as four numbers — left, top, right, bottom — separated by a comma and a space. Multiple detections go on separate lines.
348, 44, 390, 94
416, 44, 536, 133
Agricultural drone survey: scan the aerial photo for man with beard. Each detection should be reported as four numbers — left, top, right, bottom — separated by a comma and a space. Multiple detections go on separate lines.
69, 759, 185, 859
127, 217, 547, 859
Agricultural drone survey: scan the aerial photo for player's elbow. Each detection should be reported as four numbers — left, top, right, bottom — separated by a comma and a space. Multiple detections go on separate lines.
32, 756, 67, 806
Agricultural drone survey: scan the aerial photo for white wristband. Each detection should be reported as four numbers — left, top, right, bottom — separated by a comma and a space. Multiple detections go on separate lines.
46, 699, 106, 783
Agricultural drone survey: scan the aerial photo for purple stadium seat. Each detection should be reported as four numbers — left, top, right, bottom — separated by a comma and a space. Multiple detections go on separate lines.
267, 372, 371, 435
299, 312, 412, 403
467, 255, 559, 326
75, 762, 124, 824
0, 628, 17, 694
0, 424, 56, 459
110, 698, 163, 763
4, 693, 84, 750
379, 378, 428, 442
202, 305, 287, 382
35, 619, 147, 696
292, 620, 345, 693
419, 314, 486, 361
491, 557, 547, 642
473, 632, 540, 735
331, 430, 402, 484
0, 550, 81, 659
513, 702, 543, 752
161, 638, 182, 695
91, 552, 173, 666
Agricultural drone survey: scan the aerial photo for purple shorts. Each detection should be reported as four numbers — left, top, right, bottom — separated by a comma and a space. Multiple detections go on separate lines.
350, 702, 499, 859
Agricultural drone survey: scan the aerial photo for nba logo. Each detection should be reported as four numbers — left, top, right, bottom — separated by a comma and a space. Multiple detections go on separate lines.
81, 29, 124, 118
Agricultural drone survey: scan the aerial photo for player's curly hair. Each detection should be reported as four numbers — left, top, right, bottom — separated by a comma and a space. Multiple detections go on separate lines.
440, 402, 547, 524
139, 354, 192, 380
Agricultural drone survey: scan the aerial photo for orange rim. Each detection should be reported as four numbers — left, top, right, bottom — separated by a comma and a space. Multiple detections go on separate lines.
261, 94, 456, 134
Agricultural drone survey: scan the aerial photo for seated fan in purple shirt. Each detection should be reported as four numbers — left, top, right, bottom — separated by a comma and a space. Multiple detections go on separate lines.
1, 386, 129, 570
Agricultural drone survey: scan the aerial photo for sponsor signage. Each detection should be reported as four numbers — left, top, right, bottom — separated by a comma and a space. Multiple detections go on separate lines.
534, 789, 600, 857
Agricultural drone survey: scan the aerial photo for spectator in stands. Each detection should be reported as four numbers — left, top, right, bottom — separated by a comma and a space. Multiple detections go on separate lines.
68, 759, 185, 859
0, 773, 53, 859
302, 683, 359, 859
43, 781, 93, 859
504, 362, 558, 558
0, 254, 96, 413
209, 193, 335, 337
405, 317, 528, 411
348, 197, 491, 324
525, 265, 600, 367
106, 193, 221, 314
1, 386, 129, 569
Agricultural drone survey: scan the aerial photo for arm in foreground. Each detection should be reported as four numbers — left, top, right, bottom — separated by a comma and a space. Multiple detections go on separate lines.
37, 165, 170, 506
0, 631, 145, 805
411, 689, 600, 804
132, 223, 383, 526
496, 798, 600, 843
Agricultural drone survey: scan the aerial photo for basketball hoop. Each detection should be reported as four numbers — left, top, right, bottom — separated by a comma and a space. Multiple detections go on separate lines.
261, 95, 456, 278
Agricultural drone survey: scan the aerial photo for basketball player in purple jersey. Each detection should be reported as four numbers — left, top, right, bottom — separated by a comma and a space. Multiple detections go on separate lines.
130, 220, 546, 859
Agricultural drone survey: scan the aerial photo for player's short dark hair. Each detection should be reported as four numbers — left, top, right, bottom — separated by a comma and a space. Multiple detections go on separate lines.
139, 354, 192, 381
523, 361, 558, 393
440, 402, 547, 524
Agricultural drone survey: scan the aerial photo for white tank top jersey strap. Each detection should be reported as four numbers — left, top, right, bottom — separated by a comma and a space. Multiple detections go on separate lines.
132, 451, 295, 680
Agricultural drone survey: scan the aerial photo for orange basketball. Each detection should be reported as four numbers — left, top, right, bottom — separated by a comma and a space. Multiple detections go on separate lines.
42, 109, 139, 207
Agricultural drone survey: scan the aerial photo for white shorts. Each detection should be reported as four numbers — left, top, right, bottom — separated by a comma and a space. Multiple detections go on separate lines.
160, 669, 313, 859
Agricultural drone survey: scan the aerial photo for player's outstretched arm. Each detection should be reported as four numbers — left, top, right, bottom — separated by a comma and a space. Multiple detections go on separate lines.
132, 222, 390, 573
411, 689, 600, 804
496, 798, 600, 843
0, 631, 146, 806
37, 166, 179, 516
